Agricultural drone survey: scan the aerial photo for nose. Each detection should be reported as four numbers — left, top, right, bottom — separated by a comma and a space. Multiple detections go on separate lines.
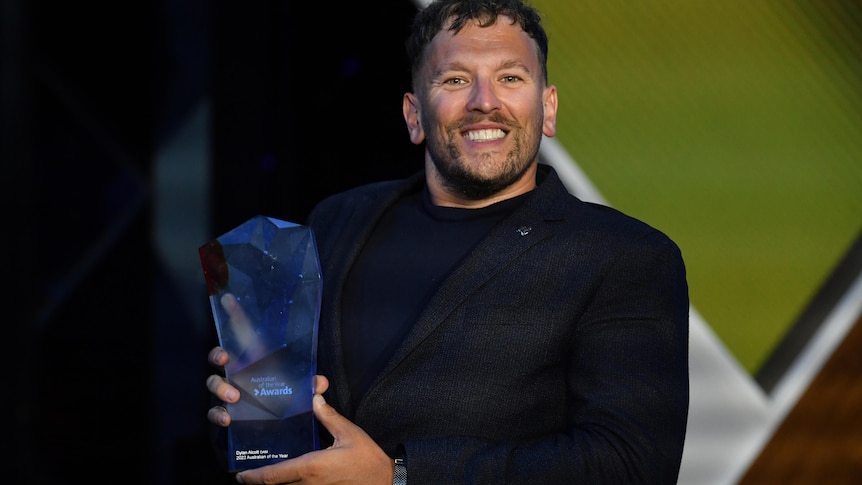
466, 78, 501, 113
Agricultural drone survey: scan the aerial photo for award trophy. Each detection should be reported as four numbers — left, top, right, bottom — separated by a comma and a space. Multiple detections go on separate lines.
199, 215, 321, 472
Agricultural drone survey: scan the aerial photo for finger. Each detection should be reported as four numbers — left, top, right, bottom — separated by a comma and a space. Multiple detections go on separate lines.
206, 374, 240, 404
220, 293, 268, 362
312, 393, 357, 445
313, 375, 330, 395
207, 405, 231, 427
221, 293, 251, 326
234, 455, 309, 484
208, 346, 229, 367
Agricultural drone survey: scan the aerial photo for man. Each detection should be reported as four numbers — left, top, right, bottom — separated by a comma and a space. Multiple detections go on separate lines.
207, 0, 689, 483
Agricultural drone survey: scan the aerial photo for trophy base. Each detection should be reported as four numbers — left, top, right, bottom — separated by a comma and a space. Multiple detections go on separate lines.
226, 412, 319, 472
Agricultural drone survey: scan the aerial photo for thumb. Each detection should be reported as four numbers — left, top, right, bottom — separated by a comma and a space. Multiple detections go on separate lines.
313, 393, 357, 445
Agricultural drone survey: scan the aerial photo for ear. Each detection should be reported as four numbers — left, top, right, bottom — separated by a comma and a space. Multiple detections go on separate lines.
403, 92, 425, 145
541, 85, 558, 138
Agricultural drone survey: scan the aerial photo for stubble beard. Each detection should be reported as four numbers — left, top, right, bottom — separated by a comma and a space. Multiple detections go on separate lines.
425, 113, 540, 201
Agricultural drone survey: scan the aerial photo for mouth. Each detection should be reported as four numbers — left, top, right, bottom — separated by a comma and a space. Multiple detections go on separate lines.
464, 128, 506, 142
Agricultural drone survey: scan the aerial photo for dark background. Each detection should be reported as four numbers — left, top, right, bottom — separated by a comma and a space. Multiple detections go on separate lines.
4, 1, 423, 484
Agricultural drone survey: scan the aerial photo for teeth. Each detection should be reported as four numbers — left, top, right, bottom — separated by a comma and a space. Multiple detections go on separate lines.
466, 129, 505, 141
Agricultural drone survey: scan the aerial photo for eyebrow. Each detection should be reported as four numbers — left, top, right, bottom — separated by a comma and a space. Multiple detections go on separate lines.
433, 59, 534, 78
497, 59, 533, 75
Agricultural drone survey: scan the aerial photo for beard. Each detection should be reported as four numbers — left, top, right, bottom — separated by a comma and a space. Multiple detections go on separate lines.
424, 112, 542, 201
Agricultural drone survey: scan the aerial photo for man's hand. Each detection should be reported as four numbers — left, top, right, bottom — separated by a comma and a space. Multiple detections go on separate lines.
205, 351, 393, 484
234, 387, 395, 485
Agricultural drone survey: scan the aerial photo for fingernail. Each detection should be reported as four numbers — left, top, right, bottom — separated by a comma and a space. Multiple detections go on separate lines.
235, 472, 244, 483
226, 389, 238, 401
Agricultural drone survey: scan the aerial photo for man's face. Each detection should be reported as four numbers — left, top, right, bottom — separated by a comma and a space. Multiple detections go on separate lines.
403, 16, 557, 202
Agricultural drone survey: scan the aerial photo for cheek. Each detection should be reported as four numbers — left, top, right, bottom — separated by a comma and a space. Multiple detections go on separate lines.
430, 104, 459, 128
427, 91, 467, 122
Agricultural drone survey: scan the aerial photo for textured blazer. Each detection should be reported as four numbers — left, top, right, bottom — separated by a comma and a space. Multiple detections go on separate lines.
306, 163, 689, 484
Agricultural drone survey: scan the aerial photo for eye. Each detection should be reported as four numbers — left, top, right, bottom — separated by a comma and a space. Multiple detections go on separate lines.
501, 75, 522, 83
443, 77, 468, 85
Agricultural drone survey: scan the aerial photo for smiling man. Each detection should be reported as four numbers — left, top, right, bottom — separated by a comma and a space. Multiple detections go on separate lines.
206, 1, 690, 484
402, 6, 557, 207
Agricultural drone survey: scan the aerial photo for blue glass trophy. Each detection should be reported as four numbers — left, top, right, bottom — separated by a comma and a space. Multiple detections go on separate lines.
199, 215, 321, 472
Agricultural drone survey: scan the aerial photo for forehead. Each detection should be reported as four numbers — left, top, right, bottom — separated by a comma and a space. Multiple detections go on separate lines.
426, 17, 539, 72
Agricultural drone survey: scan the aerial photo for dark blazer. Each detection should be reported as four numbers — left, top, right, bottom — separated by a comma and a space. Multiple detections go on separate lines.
306, 163, 689, 484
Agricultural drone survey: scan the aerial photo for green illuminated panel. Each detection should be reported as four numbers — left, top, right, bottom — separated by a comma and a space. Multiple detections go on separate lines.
533, 0, 862, 374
